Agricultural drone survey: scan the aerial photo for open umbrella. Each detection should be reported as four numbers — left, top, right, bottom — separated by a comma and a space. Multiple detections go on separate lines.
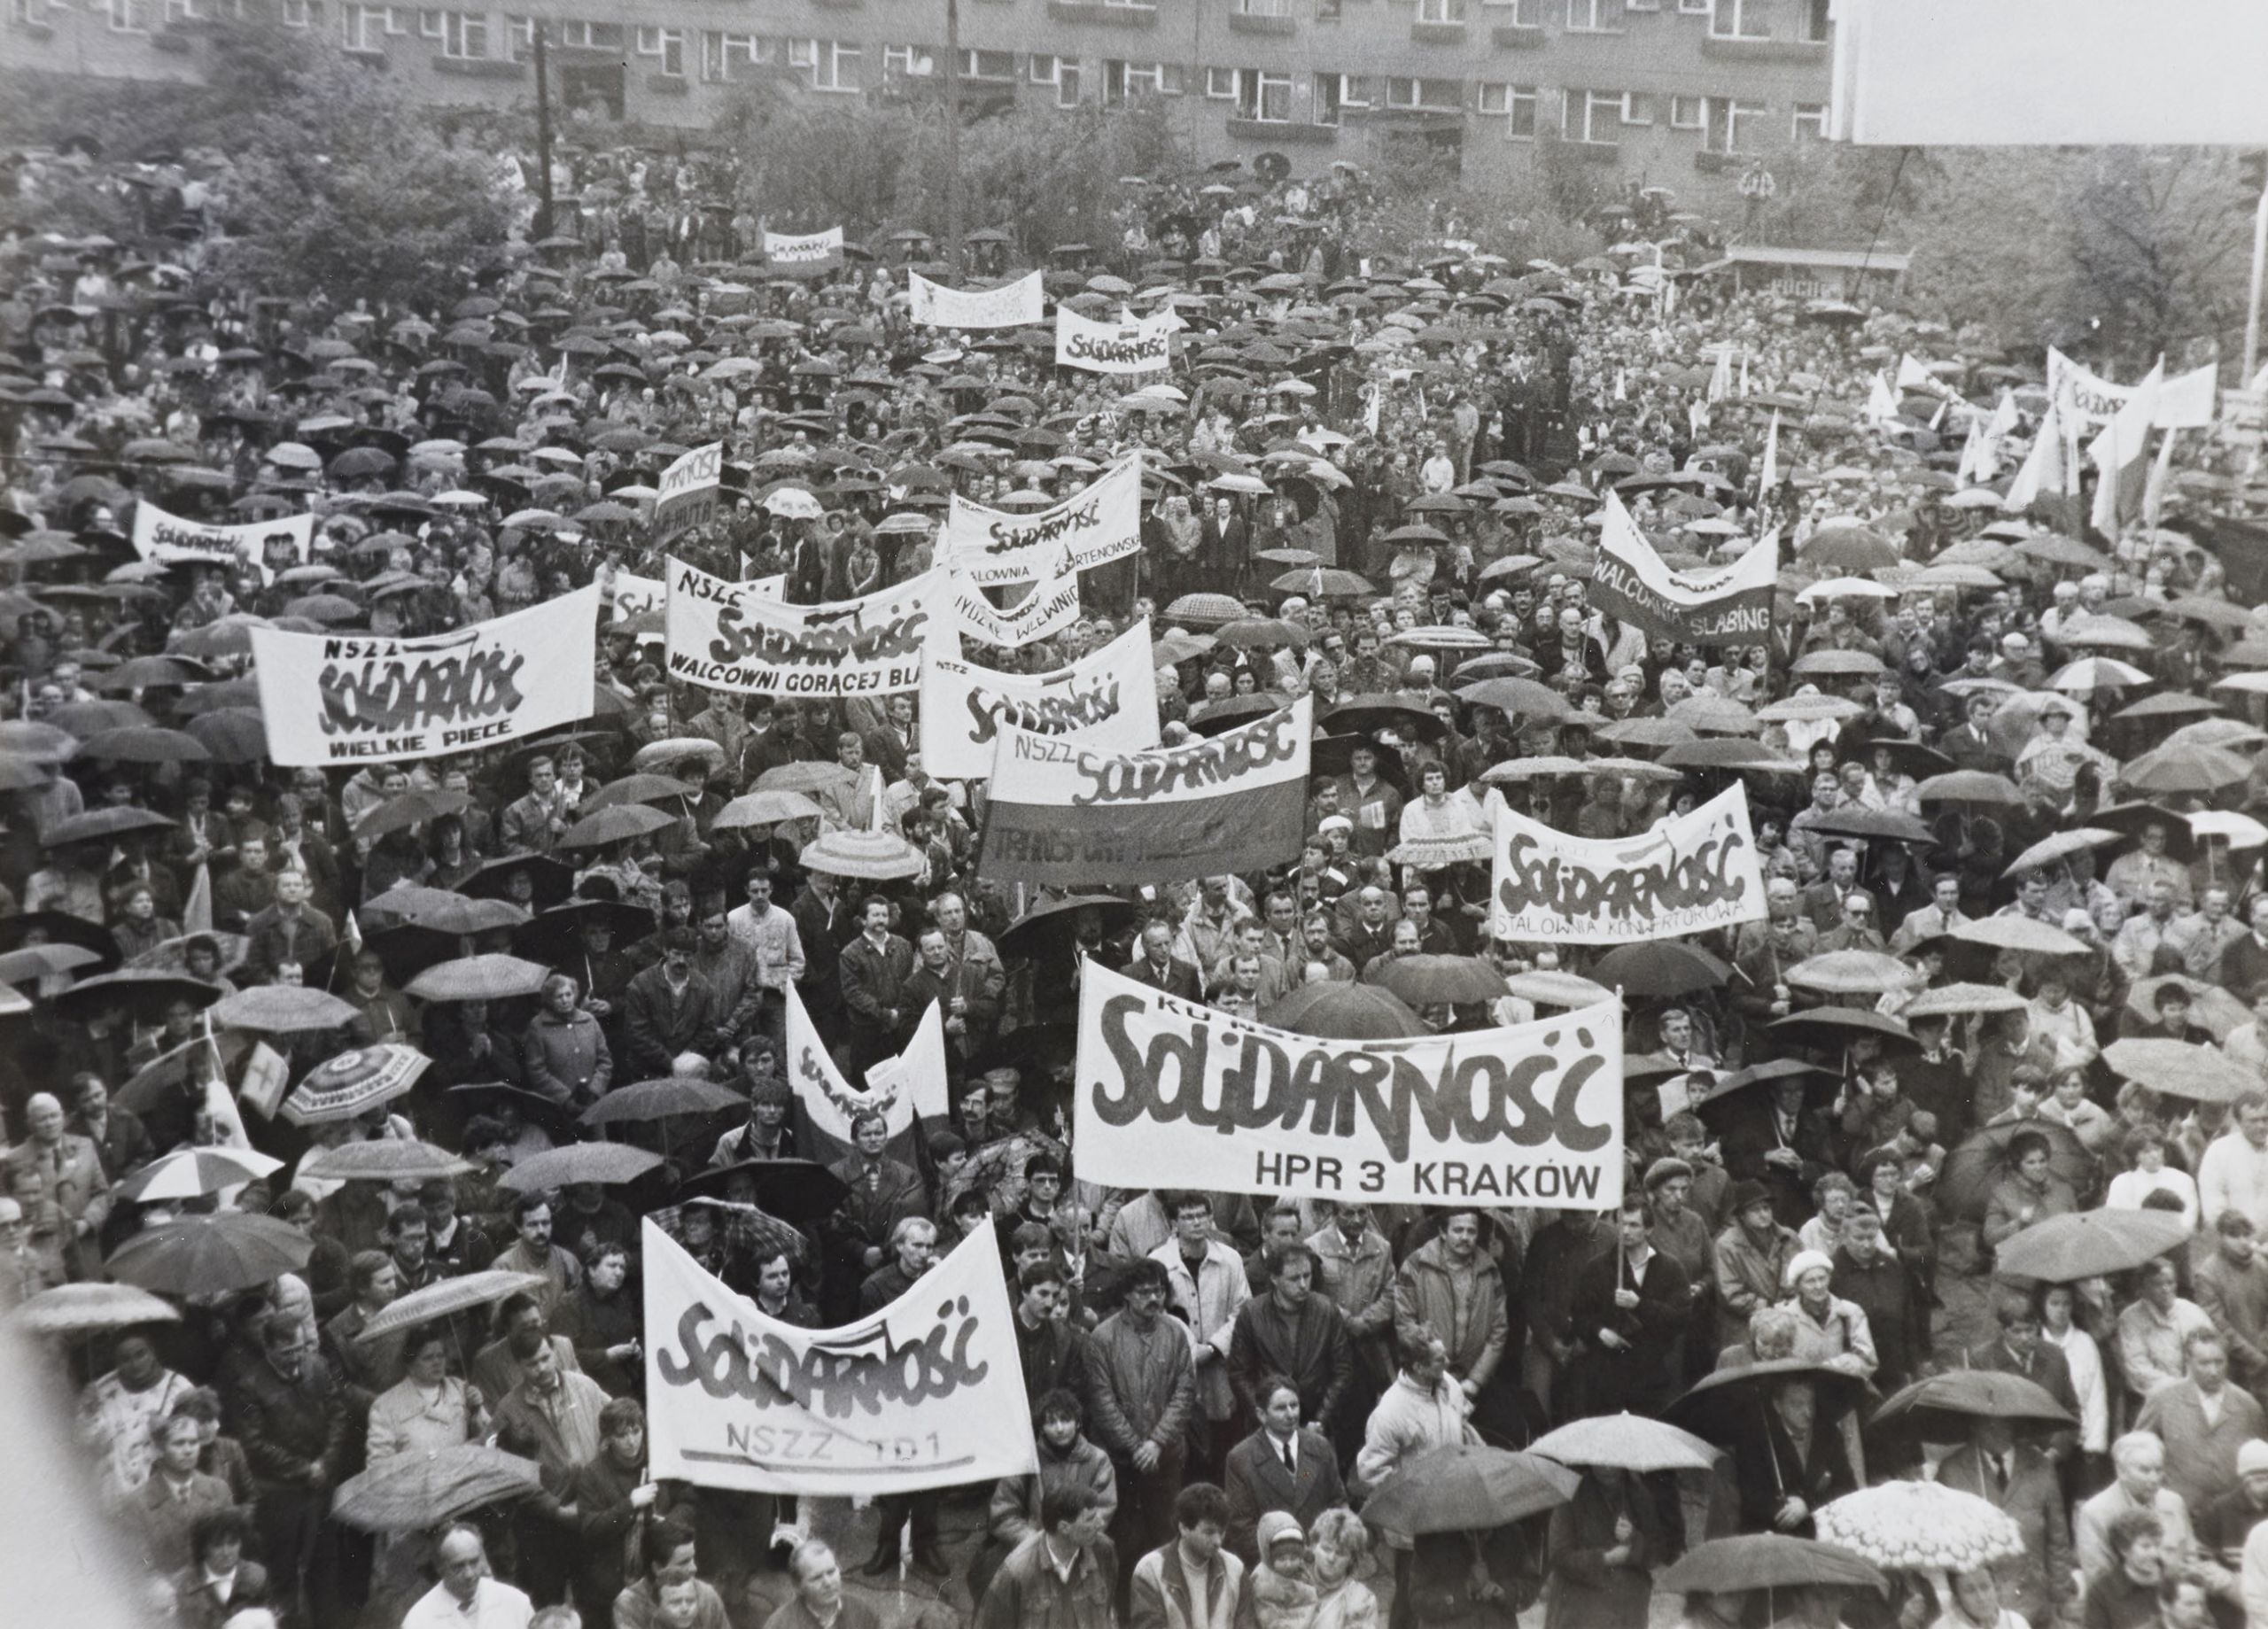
497, 1143, 664, 1191
1898, 981, 2031, 1020
678, 1159, 852, 1223
581, 1076, 747, 1127
1814, 1482, 2023, 1577
1938, 1121, 2093, 1222
351, 788, 473, 842
1992, 1207, 2193, 1283
1589, 941, 1729, 997
280, 1043, 431, 1125
2103, 1037, 2261, 1103
799, 828, 925, 880
6, 1281, 182, 1335
355, 1270, 550, 1341
105, 1214, 313, 1296
361, 888, 527, 937
1666, 1358, 1868, 1445
331, 1446, 542, 1532
118, 1145, 284, 1203
1361, 1444, 1577, 1540
1869, 1369, 2072, 1439
210, 984, 361, 1034
557, 803, 675, 849
1261, 982, 1429, 1040
50, 968, 221, 1023
996, 895, 1139, 959
405, 954, 550, 1003
1784, 951, 1918, 997
2120, 741, 2253, 795
2125, 975, 2249, 1041
1946, 917, 2086, 957
1658, 1534, 1885, 1596
713, 789, 823, 830
1916, 771, 2023, 805
1501, 970, 1617, 1009
2001, 828, 2120, 877
1527, 1412, 1717, 1473
1377, 955, 1509, 1008
300, 1140, 469, 1183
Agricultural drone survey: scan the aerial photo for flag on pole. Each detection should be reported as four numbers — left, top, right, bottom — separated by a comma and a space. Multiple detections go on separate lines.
1759, 410, 1780, 494
2088, 363, 2163, 535
1707, 347, 1732, 403
1865, 374, 1899, 425
1363, 382, 1380, 436
2144, 425, 2179, 532
2002, 399, 2072, 512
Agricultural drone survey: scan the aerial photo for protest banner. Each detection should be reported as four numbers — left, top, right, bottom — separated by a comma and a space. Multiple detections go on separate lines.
945, 559, 1082, 648
979, 695, 1310, 887
656, 442, 724, 541
664, 558, 935, 697
786, 982, 949, 1165
1490, 781, 1768, 943
920, 621, 1160, 780
1588, 493, 1775, 647
248, 586, 601, 767
606, 567, 664, 624
2048, 349, 2218, 431
1054, 306, 1176, 375
130, 501, 312, 585
763, 226, 844, 265
908, 270, 1044, 330
1073, 962, 1623, 1206
643, 1216, 1037, 1496
944, 455, 1143, 587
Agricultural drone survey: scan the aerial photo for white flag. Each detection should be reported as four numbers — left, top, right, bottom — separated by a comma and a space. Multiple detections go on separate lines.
1759, 410, 1780, 493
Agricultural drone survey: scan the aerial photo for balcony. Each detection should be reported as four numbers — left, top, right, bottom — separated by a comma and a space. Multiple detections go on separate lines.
1700, 31, 1828, 62
1047, 1, 1160, 24
1227, 9, 1297, 33
1226, 116, 1335, 143
1410, 19, 1465, 43
1491, 22, 1543, 47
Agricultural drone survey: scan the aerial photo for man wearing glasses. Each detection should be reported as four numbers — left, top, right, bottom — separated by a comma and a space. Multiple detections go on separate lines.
1819, 892, 1888, 954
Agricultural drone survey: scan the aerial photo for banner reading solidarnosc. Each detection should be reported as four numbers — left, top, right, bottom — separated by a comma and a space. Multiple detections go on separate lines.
945, 455, 1143, 587
1588, 493, 1776, 647
920, 621, 1160, 780
1055, 306, 1176, 375
249, 586, 601, 767
656, 442, 724, 541
787, 982, 949, 1164
643, 1216, 1037, 1495
664, 558, 935, 697
979, 695, 1310, 887
763, 227, 844, 265
909, 270, 1044, 330
1491, 781, 1767, 944
2047, 348, 2218, 431
131, 501, 312, 585
946, 559, 1082, 648
1075, 962, 1624, 1206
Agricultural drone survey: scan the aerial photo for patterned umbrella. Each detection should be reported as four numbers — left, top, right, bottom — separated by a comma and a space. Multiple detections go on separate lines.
280, 1043, 431, 1126
299, 1139, 470, 1183
118, 1146, 284, 1203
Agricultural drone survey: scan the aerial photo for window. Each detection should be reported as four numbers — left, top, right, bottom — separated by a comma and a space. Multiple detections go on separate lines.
1475, 81, 1538, 132
883, 43, 936, 78
1103, 0, 1157, 8
422, 9, 486, 57
108, 0, 147, 26
557, 19, 621, 49
1799, 0, 1829, 40
1669, 93, 1706, 128
1238, 67, 1291, 121
1710, 0, 1765, 37
341, 2, 387, 48
1104, 59, 1177, 103
1030, 52, 1080, 104
1678, 0, 1708, 10
1417, 0, 1464, 21
1313, 72, 1368, 124
280, 0, 313, 22
636, 26, 685, 75
1386, 76, 1462, 111
704, 31, 770, 80
818, 38, 860, 90
1204, 66, 1239, 99
163, 0, 204, 22
384, 7, 408, 33
960, 47, 1014, 79
1627, 0, 1660, 9
1621, 90, 1652, 124
1485, 0, 1541, 19
1236, 0, 1289, 12
1569, 87, 1625, 143
1713, 96, 1767, 150
1565, 0, 1616, 30
1791, 100, 1826, 142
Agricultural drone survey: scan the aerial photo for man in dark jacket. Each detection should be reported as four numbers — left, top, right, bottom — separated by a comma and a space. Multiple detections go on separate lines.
1226, 1242, 1355, 1438
836, 895, 915, 1072
621, 929, 724, 1078
1568, 1195, 1693, 1418
231, 1311, 346, 1622
790, 869, 857, 1043
1124, 920, 1202, 1002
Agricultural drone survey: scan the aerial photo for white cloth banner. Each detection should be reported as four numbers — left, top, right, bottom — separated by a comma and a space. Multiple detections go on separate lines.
249, 585, 601, 767
945, 562, 1083, 649
2049, 349, 2218, 431
131, 502, 312, 585
607, 567, 664, 624
944, 455, 1143, 587
656, 442, 724, 539
920, 621, 1160, 780
643, 1217, 1037, 1495
786, 981, 950, 1147
763, 227, 844, 264
1073, 962, 1624, 1206
1490, 781, 1768, 943
664, 559, 935, 696
908, 270, 1044, 330
1054, 306, 1176, 375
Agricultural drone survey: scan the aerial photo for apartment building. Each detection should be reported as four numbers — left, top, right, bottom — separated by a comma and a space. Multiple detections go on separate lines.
7, 0, 1832, 198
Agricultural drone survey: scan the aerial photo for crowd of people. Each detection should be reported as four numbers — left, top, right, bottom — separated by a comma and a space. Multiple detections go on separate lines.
5, 117, 2268, 1629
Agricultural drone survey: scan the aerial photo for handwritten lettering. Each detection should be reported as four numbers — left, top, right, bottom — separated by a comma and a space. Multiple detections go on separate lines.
653, 1295, 990, 1416
318, 647, 527, 738
1066, 709, 1302, 807
1495, 825, 1751, 923
963, 674, 1122, 744
1062, 332, 1169, 366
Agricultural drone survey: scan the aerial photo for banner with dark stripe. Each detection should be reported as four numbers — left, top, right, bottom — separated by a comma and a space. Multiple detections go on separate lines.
1588, 491, 1776, 647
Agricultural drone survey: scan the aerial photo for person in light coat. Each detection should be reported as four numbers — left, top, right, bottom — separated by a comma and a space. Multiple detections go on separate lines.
1153, 1191, 1252, 1480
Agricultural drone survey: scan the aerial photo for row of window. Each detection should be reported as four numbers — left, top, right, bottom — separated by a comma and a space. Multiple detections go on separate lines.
1410, 0, 1828, 39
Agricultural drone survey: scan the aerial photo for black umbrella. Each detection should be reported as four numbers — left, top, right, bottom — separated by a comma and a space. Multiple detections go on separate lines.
1666, 1357, 1868, 1445
1869, 1369, 2073, 1440
1939, 1121, 2095, 1222
51, 968, 221, 1022
996, 895, 1137, 959
0, 911, 120, 972
677, 1158, 850, 1222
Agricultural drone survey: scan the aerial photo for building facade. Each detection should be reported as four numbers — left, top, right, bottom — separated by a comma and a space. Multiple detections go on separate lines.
7, 0, 1832, 200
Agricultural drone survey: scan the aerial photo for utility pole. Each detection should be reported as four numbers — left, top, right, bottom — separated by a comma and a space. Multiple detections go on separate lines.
533, 22, 556, 244
943, 0, 962, 277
